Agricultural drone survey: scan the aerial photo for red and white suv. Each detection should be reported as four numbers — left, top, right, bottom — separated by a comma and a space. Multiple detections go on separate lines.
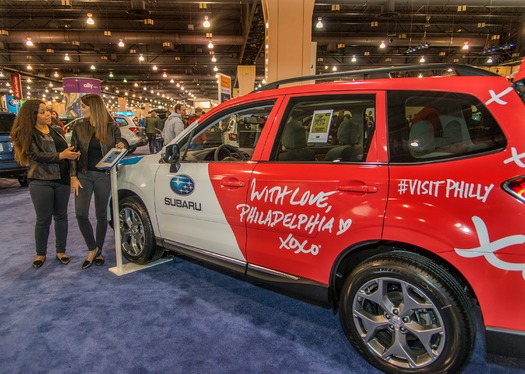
114, 62, 525, 373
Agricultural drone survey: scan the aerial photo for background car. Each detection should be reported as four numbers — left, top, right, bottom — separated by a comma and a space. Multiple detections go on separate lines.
0, 111, 27, 186
64, 115, 147, 153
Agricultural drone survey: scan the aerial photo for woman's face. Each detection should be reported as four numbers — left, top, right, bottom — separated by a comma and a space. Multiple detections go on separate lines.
80, 101, 91, 118
36, 104, 51, 127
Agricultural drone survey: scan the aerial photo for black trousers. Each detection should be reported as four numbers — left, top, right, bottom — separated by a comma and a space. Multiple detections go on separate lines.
147, 133, 156, 153
28, 180, 70, 256
75, 170, 111, 253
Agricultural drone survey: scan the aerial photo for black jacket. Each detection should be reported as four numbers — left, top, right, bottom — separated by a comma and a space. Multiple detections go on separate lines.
70, 118, 122, 175
27, 124, 72, 180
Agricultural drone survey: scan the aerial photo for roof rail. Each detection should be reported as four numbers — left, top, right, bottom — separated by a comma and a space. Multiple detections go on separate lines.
256, 63, 499, 92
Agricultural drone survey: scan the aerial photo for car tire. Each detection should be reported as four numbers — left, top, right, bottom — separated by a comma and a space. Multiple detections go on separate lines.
119, 196, 164, 264
339, 251, 475, 374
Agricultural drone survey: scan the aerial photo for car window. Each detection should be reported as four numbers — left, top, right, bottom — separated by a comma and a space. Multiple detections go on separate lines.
181, 103, 274, 162
271, 95, 376, 162
0, 114, 15, 135
388, 91, 506, 162
114, 117, 127, 127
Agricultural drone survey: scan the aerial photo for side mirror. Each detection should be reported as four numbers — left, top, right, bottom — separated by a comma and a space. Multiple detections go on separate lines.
162, 143, 180, 164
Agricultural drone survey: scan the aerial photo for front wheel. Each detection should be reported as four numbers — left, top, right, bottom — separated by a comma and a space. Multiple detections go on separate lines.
339, 251, 475, 374
119, 196, 164, 264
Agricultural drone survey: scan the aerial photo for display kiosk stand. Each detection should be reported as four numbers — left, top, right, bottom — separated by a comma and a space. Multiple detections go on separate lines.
96, 148, 172, 276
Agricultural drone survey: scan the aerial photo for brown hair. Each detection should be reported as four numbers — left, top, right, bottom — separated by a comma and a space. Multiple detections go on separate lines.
10, 99, 46, 166
81, 94, 115, 144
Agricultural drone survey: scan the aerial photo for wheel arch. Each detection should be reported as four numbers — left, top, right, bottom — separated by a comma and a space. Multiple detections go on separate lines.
330, 240, 479, 312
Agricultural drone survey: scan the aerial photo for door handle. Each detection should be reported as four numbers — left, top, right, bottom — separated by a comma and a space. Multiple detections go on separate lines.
338, 185, 378, 193
220, 178, 246, 188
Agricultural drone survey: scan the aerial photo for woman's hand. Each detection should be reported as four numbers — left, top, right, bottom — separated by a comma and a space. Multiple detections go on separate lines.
70, 176, 83, 196
59, 146, 81, 160
115, 141, 125, 149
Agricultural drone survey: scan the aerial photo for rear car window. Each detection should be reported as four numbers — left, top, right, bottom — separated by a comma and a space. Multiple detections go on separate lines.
387, 91, 506, 162
272, 95, 376, 162
0, 113, 16, 135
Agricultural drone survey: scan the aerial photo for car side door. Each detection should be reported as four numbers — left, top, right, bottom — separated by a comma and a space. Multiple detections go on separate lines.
154, 99, 282, 266
240, 92, 389, 285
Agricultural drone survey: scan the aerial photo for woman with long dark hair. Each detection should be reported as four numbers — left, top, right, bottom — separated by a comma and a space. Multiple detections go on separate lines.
10, 100, 80, 268
70, 94, 124, 269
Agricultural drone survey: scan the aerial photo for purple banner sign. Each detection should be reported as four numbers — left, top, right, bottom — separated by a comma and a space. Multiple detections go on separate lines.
63, 77, 101, 94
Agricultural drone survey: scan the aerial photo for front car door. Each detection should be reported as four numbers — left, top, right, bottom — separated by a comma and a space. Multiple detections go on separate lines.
154, 99, 280, 267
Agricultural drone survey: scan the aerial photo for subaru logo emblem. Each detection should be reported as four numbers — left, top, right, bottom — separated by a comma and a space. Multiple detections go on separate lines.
170, 175, 195, 196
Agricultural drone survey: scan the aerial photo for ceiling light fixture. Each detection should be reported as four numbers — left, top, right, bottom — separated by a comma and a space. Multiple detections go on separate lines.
332, 66, 337, 71
26, 64, 32, 70
208, 40, 214, 49
203, 16, 210, 28
462, 42, 469, 50
86, 13, 94, 25
64, 53, 70, 61
109, 72, 114, 77
152, 65, 158, 71
26, 37, 33, 46
90, 65, 96, 70
118, 39, 125, 47
213, 66, 218, 72
379, 41, 386, 49
351, 55, 357, 62
487, 56, 493, 63
316, 17, 323, 29
138, 54, 144, 62
420, 56, 426, 63
53, 72, 59, 78
162, 72, 167, 78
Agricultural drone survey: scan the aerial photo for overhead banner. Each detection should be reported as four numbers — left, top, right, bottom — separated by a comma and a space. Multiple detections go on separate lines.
217, 73, 231, 103
10, 73, 23, 100
62, 77, 101, 94
62, 77, 101, 117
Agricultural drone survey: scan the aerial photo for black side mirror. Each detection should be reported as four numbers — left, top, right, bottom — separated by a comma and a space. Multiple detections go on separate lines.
162, 144, 181, 173
163, 144, 180, 164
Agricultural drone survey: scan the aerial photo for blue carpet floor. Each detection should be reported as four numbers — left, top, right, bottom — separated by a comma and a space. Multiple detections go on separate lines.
1, 147, 524, 373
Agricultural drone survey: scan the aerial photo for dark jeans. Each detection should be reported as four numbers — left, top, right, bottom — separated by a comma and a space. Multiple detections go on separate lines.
147, 133, 156, 153
28, 180, 70, 256
75, 170, 111, 253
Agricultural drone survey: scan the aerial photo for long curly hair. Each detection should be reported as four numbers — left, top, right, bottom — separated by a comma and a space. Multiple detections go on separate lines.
81, 94, 115, 144
10, 99, 45, 166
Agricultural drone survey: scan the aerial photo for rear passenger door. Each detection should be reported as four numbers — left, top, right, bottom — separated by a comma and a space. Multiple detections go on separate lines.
243, 93, 389, 285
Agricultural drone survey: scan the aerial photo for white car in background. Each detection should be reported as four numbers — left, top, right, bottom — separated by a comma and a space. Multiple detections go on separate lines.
64, 116, 147, 153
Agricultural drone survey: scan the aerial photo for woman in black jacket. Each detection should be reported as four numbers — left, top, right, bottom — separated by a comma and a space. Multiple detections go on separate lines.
70, 94, 124, 269
10, 100, 80, 268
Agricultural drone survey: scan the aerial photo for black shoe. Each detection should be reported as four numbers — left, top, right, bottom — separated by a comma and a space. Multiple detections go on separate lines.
32, 257, 46, 269
82, 248, 101, 269
94, 255, 105, 266
56, 254, 70, 265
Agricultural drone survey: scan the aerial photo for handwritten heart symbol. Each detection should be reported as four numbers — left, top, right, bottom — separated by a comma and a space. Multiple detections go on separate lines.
337, 218, 352, 235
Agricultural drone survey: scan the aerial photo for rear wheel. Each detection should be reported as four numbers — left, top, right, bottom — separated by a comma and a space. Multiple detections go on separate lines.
119, 196, 164, 264
339, 251, 475, 374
